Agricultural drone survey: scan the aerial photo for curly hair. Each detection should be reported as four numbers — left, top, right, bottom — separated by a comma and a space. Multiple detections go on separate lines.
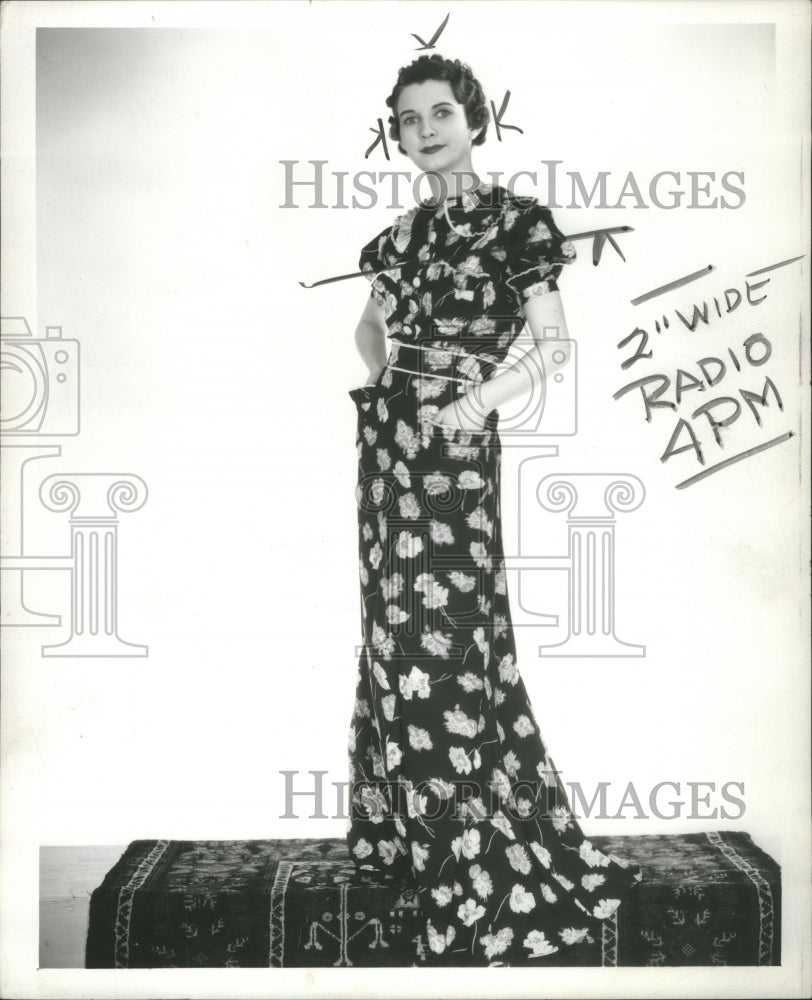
386, 54, 490, 155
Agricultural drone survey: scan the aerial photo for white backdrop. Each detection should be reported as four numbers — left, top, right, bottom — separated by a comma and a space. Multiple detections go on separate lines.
1, 1, 809, 998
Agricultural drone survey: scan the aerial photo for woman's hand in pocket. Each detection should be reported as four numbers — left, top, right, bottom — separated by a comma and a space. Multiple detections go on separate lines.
433, 393, 488, 432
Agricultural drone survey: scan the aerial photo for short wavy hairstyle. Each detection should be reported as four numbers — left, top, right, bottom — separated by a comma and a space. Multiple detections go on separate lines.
386, 54, 490, 155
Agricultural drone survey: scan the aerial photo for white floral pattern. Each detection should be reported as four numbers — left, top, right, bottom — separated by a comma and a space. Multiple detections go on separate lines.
346, 185, 641, 966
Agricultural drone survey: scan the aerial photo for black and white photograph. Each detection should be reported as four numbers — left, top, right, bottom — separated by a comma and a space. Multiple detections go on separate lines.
1, 1, 810, 997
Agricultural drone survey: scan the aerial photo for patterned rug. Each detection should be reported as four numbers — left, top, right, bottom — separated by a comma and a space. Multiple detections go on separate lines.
85, 831, 780, 968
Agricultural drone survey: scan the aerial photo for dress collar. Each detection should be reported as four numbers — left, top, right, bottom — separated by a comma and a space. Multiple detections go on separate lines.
418, 181, 495, 215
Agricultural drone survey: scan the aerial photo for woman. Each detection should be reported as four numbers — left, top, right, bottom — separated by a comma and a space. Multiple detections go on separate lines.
345, 54, 641, 967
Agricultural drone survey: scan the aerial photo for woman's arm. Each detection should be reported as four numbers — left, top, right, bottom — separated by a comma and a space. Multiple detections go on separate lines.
435, 291, 574, 429
354, 295, 389, 384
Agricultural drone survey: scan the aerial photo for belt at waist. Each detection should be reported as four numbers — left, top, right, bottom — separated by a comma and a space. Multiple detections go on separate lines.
384, 340, 499, 384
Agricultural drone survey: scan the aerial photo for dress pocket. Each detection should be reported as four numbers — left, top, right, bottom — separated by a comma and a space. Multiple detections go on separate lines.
348, 384, 374, 405
420, 417, 494, 449
348, 372, 386, 404
349, 380, 386, 408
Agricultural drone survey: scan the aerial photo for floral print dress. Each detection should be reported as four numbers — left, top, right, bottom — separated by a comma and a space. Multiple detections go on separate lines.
345, 183, 641, 966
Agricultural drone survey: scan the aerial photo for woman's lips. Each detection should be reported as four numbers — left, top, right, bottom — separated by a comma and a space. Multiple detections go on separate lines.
421, 144, 445, 154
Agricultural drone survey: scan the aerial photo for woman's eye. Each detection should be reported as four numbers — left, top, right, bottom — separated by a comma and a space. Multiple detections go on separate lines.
436, 109, 451, 118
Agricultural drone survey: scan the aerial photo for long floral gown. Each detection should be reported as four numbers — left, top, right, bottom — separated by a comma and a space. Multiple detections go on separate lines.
345, 183, 642, 966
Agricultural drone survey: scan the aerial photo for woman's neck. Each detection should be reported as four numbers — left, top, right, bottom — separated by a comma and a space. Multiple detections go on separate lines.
424, 168, 481, 205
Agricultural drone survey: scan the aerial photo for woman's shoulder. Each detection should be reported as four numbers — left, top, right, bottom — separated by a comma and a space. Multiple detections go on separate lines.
361, 205, 421, 260
389, 205, 422, 253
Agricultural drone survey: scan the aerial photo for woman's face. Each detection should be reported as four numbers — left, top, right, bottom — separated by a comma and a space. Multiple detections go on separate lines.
396, 79, 477, 181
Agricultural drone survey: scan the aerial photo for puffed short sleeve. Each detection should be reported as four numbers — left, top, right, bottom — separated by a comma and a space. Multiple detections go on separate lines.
503, 199, 576, 299
358, 226, 392, 309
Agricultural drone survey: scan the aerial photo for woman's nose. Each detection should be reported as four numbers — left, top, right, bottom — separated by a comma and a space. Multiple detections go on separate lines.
420, 121, 436, 138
